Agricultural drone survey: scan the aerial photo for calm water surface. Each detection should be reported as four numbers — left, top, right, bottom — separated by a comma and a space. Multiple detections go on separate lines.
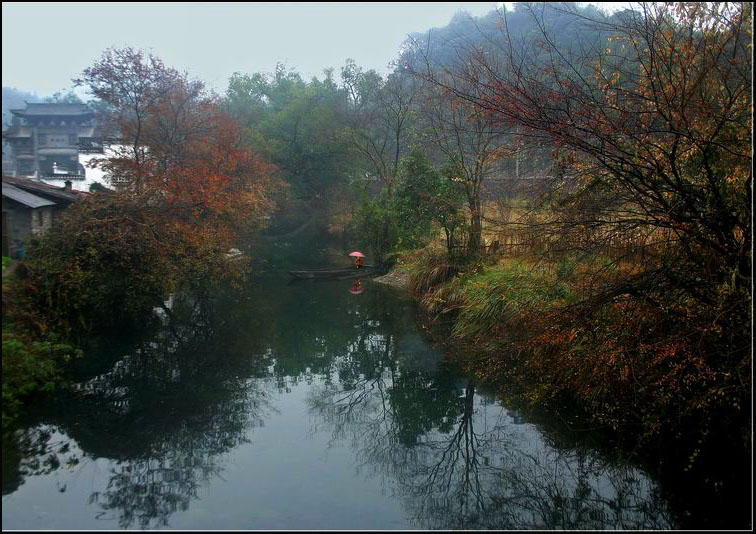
2, 269, 677, 530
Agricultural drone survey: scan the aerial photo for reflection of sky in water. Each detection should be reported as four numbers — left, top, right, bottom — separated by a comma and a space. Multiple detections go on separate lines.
1, 277, 675, 530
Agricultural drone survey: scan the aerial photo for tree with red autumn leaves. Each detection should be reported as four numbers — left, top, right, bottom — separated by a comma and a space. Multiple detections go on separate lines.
14, 48, 280, 335
75, 47, 279, 247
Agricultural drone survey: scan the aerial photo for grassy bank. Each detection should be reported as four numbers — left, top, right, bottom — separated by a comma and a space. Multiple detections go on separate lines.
403, 248, 751, 476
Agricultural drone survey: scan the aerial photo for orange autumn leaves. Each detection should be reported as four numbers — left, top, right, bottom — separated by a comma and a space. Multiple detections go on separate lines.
78, 47, 280, 254
152, 107, 277, 235
136, 92, 278, 247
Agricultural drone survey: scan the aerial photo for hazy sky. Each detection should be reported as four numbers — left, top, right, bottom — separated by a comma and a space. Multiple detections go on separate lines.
2, 2, 500, 97
2, 2, 628, 98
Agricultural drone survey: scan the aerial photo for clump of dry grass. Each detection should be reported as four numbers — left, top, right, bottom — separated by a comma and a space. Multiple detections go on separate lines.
407, 249, 461, 296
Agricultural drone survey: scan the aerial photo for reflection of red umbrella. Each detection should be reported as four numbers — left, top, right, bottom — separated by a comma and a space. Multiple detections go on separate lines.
350, 280, 364, 295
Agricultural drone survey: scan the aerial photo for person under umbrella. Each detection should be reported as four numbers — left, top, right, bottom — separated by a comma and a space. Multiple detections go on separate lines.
349, 251, 366, 269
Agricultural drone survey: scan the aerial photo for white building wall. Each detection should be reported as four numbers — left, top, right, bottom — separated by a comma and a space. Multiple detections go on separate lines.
39, 145, 123, 192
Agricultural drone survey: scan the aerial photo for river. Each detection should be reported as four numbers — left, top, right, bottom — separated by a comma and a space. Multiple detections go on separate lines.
2, 250, 689, 531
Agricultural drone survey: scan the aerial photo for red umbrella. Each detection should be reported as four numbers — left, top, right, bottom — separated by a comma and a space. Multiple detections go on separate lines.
348, 251, 366, 258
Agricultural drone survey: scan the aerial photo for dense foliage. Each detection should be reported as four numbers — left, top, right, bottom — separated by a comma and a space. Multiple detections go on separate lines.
12, 48, 281, 338
1, 328, 79, 423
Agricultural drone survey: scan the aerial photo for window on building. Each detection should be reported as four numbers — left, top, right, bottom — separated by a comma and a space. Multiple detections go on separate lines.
68, 134, 77, 146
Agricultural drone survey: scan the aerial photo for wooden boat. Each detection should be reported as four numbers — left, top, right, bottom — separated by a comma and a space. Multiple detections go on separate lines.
288, 266, 376, 280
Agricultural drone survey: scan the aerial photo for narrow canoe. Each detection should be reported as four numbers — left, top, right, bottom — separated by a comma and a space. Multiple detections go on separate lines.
288, 266, 376, 279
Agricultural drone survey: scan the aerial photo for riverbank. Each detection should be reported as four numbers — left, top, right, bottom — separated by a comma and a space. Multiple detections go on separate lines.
2, 266, 81, 425
379, 248, 752, 528
372, 262, 412, 290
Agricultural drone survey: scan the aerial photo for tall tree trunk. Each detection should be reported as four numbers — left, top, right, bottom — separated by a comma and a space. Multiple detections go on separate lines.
467, 193, 483, 258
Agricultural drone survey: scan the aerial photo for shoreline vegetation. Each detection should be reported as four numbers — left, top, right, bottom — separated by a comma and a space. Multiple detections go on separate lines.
380, 247, 751, 454
375, 247, 751, 527
367, 4, 752, 516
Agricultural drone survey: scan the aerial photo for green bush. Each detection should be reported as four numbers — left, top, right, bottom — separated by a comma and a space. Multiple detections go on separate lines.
352, 151, 469, 268
395, 152, 467, 260
2, 328, 81, 424
350, 192, 400, 268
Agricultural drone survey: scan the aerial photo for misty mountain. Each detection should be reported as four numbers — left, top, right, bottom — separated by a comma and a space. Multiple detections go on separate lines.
401, 2, 619, 70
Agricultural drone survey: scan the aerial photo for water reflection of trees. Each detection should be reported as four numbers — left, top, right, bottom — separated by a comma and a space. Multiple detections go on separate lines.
5, 277, 417, 529
4, 292, 275, 529
310, 359, 676, 530
2, 425, 83, 496
256, 275, 419, 386
400, 401, 676, 530
281, 278, 666, 529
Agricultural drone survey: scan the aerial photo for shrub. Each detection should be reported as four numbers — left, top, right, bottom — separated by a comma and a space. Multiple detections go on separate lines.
350, 192, 399, 268
2, 328, 81, 424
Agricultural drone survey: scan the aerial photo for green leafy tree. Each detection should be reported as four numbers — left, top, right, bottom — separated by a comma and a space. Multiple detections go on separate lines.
225, 64, 354, 202
395, 151, 468, 259
351, 191, 399, 268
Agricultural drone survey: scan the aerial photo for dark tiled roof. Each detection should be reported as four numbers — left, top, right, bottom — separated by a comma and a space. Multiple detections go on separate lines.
2, 175, 85, 203
2, 183, 56, 208
10, 103, 93, 117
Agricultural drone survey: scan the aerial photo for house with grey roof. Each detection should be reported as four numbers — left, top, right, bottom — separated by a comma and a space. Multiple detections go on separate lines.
2, 175, 85, 258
